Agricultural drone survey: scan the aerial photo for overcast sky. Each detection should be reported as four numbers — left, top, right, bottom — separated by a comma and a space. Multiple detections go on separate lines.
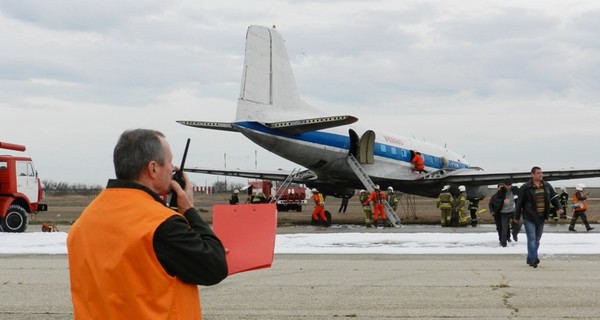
2, 0, 600, 188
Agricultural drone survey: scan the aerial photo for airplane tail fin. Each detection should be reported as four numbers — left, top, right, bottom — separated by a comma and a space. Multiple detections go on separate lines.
236, 25, 322, 122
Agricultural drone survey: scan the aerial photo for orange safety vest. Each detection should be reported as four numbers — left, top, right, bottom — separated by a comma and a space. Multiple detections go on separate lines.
312, 193, 324, 206
68, 188, 202, 320
573, 191, 588, 212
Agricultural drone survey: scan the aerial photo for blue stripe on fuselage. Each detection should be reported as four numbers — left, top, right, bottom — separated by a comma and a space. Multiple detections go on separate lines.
234, 122, 468, 171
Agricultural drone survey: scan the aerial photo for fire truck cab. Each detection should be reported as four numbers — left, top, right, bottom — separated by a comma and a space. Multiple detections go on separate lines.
0, 142, 47, 232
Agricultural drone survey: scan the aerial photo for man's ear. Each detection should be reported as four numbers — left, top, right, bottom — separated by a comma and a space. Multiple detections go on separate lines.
148, 161, 158, 178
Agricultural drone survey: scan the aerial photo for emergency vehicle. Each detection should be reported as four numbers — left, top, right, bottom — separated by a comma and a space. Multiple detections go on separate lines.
243, 180, 308, 211
0, 142, 47, 232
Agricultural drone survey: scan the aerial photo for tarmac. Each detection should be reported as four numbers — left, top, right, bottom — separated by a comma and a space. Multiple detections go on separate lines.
2, 225, 600, 320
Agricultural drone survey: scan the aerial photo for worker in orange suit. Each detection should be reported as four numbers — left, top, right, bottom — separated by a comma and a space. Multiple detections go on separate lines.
411, 151, 426, 173
311, 188, 329, 227
364, 185, 387, 228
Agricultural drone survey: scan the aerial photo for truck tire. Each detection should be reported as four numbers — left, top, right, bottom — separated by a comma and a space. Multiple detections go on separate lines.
2, 205, 29, 233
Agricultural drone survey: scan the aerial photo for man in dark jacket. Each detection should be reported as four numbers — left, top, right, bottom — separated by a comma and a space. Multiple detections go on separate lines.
514, 166, 563, 268
489, 179, 520, 247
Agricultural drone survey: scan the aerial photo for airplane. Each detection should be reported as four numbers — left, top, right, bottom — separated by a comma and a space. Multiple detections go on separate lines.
177, 25, 600, 200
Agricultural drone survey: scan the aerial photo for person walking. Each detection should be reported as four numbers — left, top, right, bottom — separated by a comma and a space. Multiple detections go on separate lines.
364, 185, 387, 228
569, 184, 595, 232
492, 179, 519, 247
311, 188, 329, 227
67, 129, 228, 319
436, 185, 454, 227
514, 166, 563, 268
489, 184, 512, 244
387, 187, 399, 212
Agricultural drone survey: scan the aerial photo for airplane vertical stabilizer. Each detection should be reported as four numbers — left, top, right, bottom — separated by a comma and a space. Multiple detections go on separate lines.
236, 25, 322, 122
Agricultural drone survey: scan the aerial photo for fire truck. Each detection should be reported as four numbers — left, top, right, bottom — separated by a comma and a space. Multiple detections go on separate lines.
243, 180, 308, 212
0, 142, 47, 232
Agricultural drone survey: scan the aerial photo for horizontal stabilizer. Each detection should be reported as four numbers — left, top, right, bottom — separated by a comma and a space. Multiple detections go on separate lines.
176, 121, 237, 132
264, 115, 358, 134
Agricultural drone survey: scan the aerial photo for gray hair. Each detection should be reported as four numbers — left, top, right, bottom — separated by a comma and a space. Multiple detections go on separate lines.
113, 129, 166, 180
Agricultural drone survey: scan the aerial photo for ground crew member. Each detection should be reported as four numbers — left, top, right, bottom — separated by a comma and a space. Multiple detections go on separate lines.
387, 187, 399, 211
411, 151, 426, 173
311, 188, 329, 227
251, 192, 267, 203
67, 129, 227, 319
364, 185, 387, 228
229, 189, 240, 205
569, 184, 594, 232
436, 185, 454, 227
455, 185, 471, 226
359, 190, 373, 227
468, 197, 480, 227
559, 187, 569, 219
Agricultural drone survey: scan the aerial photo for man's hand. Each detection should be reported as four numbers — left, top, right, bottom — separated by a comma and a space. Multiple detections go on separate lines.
170, 171, 194, 213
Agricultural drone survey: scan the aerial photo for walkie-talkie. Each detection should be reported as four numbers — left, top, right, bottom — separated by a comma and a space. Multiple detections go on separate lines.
168, 138, 191, 209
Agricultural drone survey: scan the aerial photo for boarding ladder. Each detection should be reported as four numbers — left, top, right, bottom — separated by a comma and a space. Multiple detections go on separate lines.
271, 168, 300, 203
346, 154, 401, 227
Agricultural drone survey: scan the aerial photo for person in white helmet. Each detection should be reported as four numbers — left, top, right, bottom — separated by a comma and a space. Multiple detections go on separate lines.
364, 185, 387, 228
454, 185, 471, 226
229, 189, 240, 205
569, 184, 594, 232
436, 185, 454, 227
386, 187, 399, 211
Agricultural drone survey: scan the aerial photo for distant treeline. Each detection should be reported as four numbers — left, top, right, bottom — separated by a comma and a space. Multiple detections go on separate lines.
42, 179, 246, 196
42, 180, 103, 196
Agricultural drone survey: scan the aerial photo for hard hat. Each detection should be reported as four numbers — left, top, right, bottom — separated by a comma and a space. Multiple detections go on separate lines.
561, 187, 567, 192
442, 185, 450, 191
360, 189, 366, 193
374, 185, 380, 190
233, 189, 239, 193
576, 183, 585, 191
311, 188, 318, 193
458, 185, 466, 192
387, 186, 394, 192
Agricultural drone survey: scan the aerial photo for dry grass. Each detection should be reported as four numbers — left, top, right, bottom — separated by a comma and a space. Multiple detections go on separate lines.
31, 190, 600, 227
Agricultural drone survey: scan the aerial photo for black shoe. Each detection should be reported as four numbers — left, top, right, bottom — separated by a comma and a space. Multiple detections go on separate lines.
587, 227, 595, 232
532, 259, 540, 268
569, 227, 577, 232
507, 238, 512, 243
501, 242, 507, 247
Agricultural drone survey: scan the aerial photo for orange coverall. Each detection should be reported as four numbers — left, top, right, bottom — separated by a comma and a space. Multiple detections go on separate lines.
411, 153, 425, 172
364, 190, 387, 221
312, 192, 327, 223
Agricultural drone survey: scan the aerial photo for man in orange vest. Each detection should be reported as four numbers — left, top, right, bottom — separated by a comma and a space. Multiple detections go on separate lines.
569, 183, 594, 232
364, 185, 387, 228
67, 129, 228, 319
411, 151, 426, 173
311, 188, 329, 227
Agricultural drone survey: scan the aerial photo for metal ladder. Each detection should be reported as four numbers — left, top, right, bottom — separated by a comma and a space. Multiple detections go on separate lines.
346, 154, 401, 227
270, 168, 300, 203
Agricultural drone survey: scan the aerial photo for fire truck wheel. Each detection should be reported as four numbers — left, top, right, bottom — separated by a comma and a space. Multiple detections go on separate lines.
2, 205, 28, 233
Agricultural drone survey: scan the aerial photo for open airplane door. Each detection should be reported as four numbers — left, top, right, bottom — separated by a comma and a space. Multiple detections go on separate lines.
359, 130, 375, 164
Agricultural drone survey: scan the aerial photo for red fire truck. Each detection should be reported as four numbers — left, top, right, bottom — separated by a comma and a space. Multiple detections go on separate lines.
0, 142, 47, 232
243, 180, 308, 212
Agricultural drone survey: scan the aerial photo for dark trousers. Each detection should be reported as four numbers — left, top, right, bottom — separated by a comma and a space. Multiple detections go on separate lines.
499, 212, 513, 246
570, 210, 592, 230
494, 213, 511, 243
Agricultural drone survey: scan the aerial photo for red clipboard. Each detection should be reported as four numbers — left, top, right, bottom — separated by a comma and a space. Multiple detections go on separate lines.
212, 203, 277, 275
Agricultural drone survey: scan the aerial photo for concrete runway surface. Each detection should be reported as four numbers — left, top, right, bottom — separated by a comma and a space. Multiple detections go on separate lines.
2, 228, 600, 319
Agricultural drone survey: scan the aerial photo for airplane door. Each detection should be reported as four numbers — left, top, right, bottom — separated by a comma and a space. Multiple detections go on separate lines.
359, 130, 375, 164
349, 129, 359, 158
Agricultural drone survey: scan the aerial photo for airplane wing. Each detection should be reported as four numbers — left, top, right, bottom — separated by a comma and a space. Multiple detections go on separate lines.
177, 115, 358, 135
185, 167, 318, 182
435, 167, 600, 185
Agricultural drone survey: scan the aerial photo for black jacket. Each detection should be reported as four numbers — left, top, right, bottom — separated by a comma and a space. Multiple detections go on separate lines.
515, 180, 562, 221
489, 186, 520, 215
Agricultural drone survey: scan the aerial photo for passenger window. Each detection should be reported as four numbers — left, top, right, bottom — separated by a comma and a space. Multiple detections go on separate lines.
380, 145, 386, 152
